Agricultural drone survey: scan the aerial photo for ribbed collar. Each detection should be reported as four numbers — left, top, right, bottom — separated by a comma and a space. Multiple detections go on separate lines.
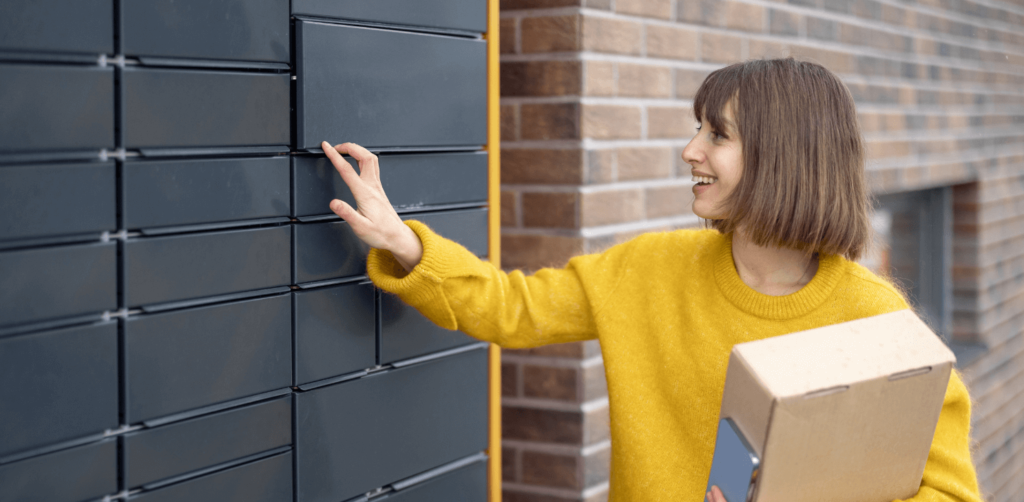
712, 232, 846, 320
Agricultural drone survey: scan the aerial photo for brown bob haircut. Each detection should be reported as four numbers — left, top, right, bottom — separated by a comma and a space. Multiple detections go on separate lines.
693, 58, 869, 261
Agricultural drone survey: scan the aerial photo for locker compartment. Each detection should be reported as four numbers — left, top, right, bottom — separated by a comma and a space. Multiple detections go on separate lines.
380, 291, 476, 365
0, 161, 115, 241
0, 438, 116, 502
292, 220, 370, 285
292, 0, 485, 34
0, 241, 116, 328
385, 460, 487, 502
123, 156, 290, 230
124, 396, 291, 488
128, 451, 292, 502
404, 208, 489, 257
0, 64, 114, 154
121, 0, 289, 64
295, 348, 489, 502
294, 282, 376, 385
0, 0, 113, 56
0, 322, 118, 458
124, 294, 291, 424
124, 225, 291, 308
122, 67, 289, 151
293, 208, 486, 285
295, 21, 486, 150
292, 151, 487, 218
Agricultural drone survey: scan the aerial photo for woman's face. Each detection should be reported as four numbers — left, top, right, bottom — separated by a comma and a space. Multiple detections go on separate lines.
681, 101, 743, 220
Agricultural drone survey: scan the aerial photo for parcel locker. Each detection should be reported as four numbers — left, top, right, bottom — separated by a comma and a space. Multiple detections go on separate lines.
121, 67, 289, 152
294, 282, 376, 386
380, 292, 477, 364
124, 396, 291, 488
0, 439, 116, 502
128, 452, 293, 502
295, 21, 486, 150
121, 0, 289, 64
123, 225, 291, 308
295, 348, 489, 502
122, 156, 290, 231
0, 241, 116, 328
124, 294, 291, 424
0, 161, 115, 242
293, 220, 371, 284
292, 151, 488, 218
0, 0, 113, 56
404, 208, 489, 257
292, 0, 486, 33
384, 460, 487, 502
0, 64, 114, 154
0, 322, 118, 458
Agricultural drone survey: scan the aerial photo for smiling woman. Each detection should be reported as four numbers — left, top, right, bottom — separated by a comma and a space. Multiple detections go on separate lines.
323, 58, 983, 502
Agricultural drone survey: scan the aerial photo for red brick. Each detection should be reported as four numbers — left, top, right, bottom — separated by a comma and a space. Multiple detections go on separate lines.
522, 451, 581, 489
501, 104, 518, 142
522, 191, 579, 228
523, 364, 579, 400
648, 106, 694, 139
500, 18, 517, 54
675, 68, 712, 99
582, 15, 642, 55
617, 63, 672, 98
521, 15, 580, 53
502, 61, 582, 97
581, 189, 644, 226
581, 105, 641, 140
700, 32, 742, 64
645, 24, 698, 61
584, 61, 615, 96
615, 0, 672, 19
617, 147, 673, 180
501, 190, 518, 227
501, 149, 584, 185
501, 234, 584, 270
521, 103, 580, 140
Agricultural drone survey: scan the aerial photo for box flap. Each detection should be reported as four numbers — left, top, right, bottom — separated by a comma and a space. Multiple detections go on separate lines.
733, 310, 955, 399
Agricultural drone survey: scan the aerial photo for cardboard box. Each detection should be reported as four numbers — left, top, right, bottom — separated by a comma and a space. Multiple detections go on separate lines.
714, 309, 955, 502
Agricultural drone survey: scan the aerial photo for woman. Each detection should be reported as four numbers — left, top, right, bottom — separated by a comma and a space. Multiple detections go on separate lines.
321, 58, 982, 501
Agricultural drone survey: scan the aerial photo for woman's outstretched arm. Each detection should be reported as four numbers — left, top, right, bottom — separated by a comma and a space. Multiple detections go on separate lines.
322, 141, 605, 348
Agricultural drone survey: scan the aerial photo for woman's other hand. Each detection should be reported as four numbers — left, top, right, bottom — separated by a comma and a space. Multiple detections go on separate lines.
322, 141, 424, 272
707, 485, 728, 502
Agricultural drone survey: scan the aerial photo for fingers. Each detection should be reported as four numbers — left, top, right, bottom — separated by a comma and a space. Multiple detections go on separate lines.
709, 485, 727, 502
322, 141, 362, 186
332, 141, 381, 184
329, 198, 370, 228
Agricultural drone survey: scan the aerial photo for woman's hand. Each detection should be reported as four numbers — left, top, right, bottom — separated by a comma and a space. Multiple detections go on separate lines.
707, 485, 728, 502
322, 141, 424, 272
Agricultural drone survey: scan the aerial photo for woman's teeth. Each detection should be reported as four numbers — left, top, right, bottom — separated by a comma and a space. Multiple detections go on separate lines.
691, 175, 717, 185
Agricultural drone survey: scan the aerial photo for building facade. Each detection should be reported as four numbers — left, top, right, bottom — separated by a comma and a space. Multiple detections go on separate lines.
497, 0, 1024, 500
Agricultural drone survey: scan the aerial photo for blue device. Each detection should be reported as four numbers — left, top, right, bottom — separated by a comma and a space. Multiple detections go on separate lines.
706, 417, 760, 502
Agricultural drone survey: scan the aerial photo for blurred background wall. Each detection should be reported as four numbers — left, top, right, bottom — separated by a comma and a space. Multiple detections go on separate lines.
495, 0, 1024, 500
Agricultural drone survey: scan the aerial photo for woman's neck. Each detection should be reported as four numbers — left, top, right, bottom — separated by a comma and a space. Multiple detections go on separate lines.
731, 228, 819, 296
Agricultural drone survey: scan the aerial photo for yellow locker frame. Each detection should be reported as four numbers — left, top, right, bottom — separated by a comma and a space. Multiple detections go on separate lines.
487, 0, 502, 499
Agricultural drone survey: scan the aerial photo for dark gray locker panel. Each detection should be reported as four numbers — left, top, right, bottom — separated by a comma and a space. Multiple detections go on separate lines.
404, 208, 489, 257
380, 292, 476, 365
293, 220, 370, 284
122, 0, 289, 63
123, 156, 290, 230
124, 225, 291, 308
0, 439, 116, 502
292, 152, 488, 217
128, 452, 292, 502
0, 0, 113, 55
294, 282, 376, 385
0, 322, 118, 458
0, 64, 114, 153
124, 295, 291, 424
0, 161, 115, 241
122, 68, 289, 150
124, 396, 291, 488
0, 242, 116, 327
295, 21, 486, 150
385, 461, 487, 502
292, 0, 486, 33
295, 349, 489, 502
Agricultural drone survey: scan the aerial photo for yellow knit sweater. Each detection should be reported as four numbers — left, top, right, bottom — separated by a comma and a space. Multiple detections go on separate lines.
367, 222, 983, 502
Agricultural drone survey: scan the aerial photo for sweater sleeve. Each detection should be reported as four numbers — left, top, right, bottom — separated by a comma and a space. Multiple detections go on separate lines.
897, 370, 984, 502
366, 220, 602, 348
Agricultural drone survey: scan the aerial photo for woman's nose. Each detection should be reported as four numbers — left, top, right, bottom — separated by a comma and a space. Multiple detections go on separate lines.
681, 136, 702, 166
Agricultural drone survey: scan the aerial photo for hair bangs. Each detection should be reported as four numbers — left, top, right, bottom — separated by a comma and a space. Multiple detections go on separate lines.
693, 67, 741, 137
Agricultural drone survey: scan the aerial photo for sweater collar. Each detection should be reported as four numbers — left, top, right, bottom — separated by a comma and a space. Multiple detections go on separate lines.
712, 232, 845, 320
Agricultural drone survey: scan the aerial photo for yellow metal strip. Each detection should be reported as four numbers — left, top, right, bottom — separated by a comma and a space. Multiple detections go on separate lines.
486, 0, 502, 498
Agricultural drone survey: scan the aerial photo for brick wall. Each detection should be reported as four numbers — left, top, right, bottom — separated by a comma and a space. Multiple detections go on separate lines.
497, 0, 1024, 500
